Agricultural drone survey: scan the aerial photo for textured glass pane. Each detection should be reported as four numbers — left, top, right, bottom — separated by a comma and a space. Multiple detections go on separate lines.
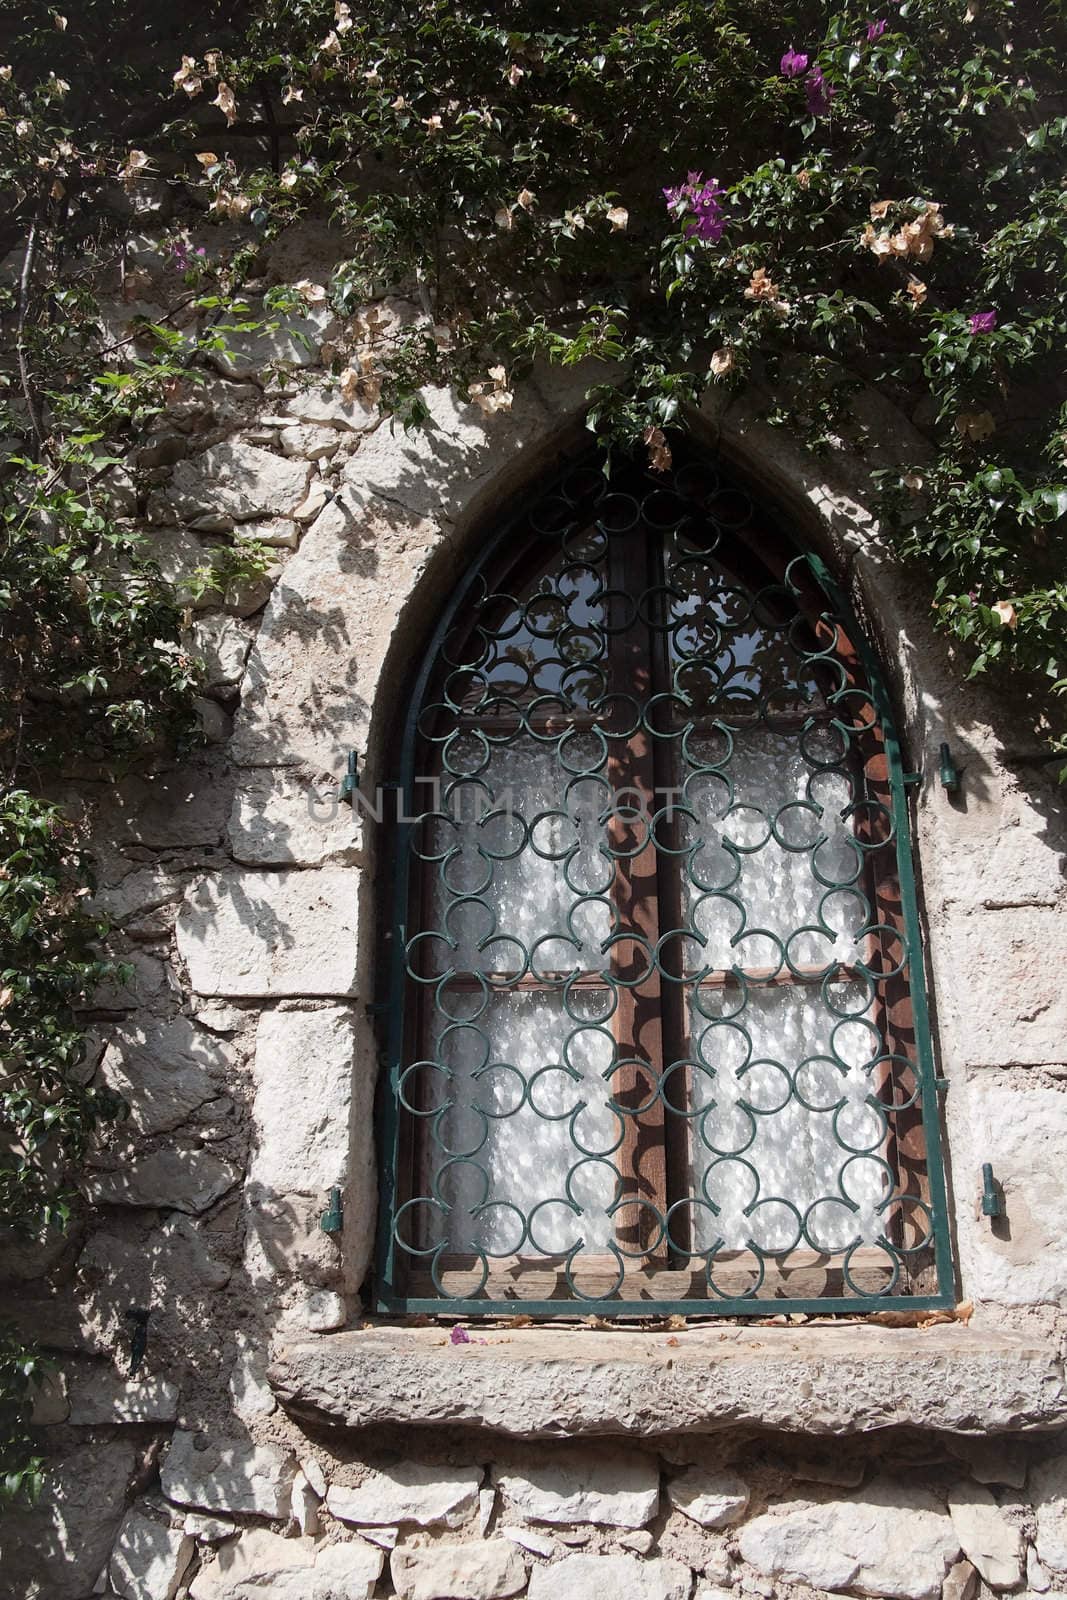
688, 982, 889, 1253
424, 990, 618, 1255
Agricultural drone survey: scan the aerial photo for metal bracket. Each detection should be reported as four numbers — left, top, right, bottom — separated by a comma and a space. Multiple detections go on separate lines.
981, 1163, 1004, 1218
902, 771, 923, 786
320, 1187, 344, 1234
939, 742, 960, 793
338, 751, 359, 804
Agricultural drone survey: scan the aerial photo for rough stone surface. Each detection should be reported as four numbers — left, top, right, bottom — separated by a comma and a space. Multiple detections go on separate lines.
188, 614, 253, 686
111, 760, 230, 847
170, 440, 311, 522
228, 769, 360, 865
161, 1431, 296, 1520
302, 1287, 347, 1331
228, 1332, 276, 1423
82, 1149, 239, 1213
390, 1539, 527, 1600
964, 1079, 1067, 1306
210, 302, 335, 378
176, 868, 359, 996
493, 1449, 659, 1527
325, 1463, 482, 1528
189, 1529, 382, 1600
99, 1017, 225, 1135
739, 1478, 959, 1600
268, 1325, 1067, 1437
69, 1373, 179, 1426
0, 1439, 135, 1600
526, 1554, 693, 1600
285, 380, 380, 431
1034, 1455, 1067, 1573
248, 1006, 356, 1195
667, 1466, 750, 1528
291, 1469, 321, 1537
109, 1510, 194, 1600
939, 909, 1067, 1068
947, 1480, 1024, 1588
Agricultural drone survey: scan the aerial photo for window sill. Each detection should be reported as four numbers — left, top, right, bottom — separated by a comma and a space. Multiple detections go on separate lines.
268, 1323, 1067, 1439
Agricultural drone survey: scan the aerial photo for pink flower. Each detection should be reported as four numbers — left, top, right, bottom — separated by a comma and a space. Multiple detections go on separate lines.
662, 172, 727, 244
867, 19, 887, 41
805, 66, 836, 117
968, 310, 997, 334
449, 1324, 470, 1345
780, 47, 809, 77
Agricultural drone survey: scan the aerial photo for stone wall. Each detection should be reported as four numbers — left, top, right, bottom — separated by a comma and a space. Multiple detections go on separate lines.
2, 217, 1067, 1600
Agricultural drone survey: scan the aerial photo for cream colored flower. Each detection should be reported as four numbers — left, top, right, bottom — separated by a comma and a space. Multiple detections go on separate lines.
0, 66, 11, 80
796, 168, 811, 189
607, 205, 628, 232
335, 1, 353, 32
516, 188, 536, 210
902, 472, 924, 492
494, 207, 514, 230
15, 118, 32, 139
53, 12, 67, 28
391, 95, 407, 111
955, 411, 996, 442
906, 276, 928, 306
869, 199, 892, 220
282, 84, 303, 104
212, 82, 237, 125
508, 63, 525, 85
279, 170, 299, 189
173, 56, 199, 91
48, 74, 70, 96
643, 425, 672, 473
294, 279, 327, 305
121, 149, 150, 188
992, 600, 1017, 629
744, 267, 779, 302
423, 114, 443, 134
709, 347, 736, 377
204, 50, 221, 75
196, 151, 219, 167
320, 31, 342, 56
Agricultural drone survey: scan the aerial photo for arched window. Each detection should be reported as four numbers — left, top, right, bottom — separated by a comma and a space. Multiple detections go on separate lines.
374, 442, 953, 1315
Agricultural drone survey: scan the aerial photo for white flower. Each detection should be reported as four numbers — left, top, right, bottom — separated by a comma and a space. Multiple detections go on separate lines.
212, 82, 237, 125
991, 600, 1017, 629
606, 205, 628, 232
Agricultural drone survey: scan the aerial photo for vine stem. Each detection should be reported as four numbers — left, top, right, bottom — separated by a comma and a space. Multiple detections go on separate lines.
16, 199, 48, 461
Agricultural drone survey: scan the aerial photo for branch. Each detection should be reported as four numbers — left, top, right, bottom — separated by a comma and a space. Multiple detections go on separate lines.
16, 201, 48, 462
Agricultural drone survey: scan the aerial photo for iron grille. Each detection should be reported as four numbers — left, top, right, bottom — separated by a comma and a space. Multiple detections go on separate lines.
374, 444, 953, 1316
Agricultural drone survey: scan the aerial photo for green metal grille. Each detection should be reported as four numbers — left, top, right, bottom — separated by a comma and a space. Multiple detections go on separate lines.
374, 444, 953, 1316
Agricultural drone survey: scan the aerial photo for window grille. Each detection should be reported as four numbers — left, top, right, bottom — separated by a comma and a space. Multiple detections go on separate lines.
373, 444, 953, 1316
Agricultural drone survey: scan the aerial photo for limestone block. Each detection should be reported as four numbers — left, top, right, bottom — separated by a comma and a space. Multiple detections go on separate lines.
83, 1150, 239, 1214
170, 441, 311, 523
69, 1374, 179, 1426
301, 1458, 327, 1498
228, 769, 361, 865
962, 1079, 1067, 1306
286, 380, 380, 432
176, 869, 359, 997
0, 1439, 135, 1600
738, 1478, 959, 1600
342, 380, 553, 523
302, 1288, 346, 1331
325, 1463, 482, 1528
267, 1324, 1067, 1437
161, 1431, 296, 1520
279, 422, 341, 459
110, 760, 231, 848
238, 515, 300, 548
937, 909, 1067, 1068
248, 1006, 356, 1194
526, 1554, 693, 1600
109, 1510, 193, 1600
391, 1539, 527, 1600
493, 1448, 660, 1527
667, 1466, 749, 1528
947, 1482, 1022, 1588
620, 1530, 656, 1553
187, 614, 253, 686
99, 1017, 226, 1135
502, 1526, 558, 1558
188, 1528, 382, 1600
95, 865, 190, 926
1034, 1455, 1067, 1572
183, 1514, 235, 1544
210, 302, 335, 379
244, 1188, 345, 1290
291, 1470, 320, 1537
228, 1332, 276, 1423
942, 1560, 978, 1600
142, 526, 217, 609
31, 1369, 70, 1424
934, 811, 1066, 911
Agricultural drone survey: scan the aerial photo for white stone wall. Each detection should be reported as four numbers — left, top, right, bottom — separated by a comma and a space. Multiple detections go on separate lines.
2, 221, 1067, 1600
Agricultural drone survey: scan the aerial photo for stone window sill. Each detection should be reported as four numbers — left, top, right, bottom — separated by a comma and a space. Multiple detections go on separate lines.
268, 1323, 1067, 1439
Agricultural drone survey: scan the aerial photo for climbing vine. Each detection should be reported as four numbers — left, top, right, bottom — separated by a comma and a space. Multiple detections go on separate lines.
0, 0, 1065, 1501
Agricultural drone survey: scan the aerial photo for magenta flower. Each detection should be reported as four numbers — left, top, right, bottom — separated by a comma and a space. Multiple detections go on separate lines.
969, 310, 997, 334
867, 19, 887, 41
450, 1324, 471, 1345
780, 47, 809, 77
805, 66, 836, 117
662, 171, 727, 244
